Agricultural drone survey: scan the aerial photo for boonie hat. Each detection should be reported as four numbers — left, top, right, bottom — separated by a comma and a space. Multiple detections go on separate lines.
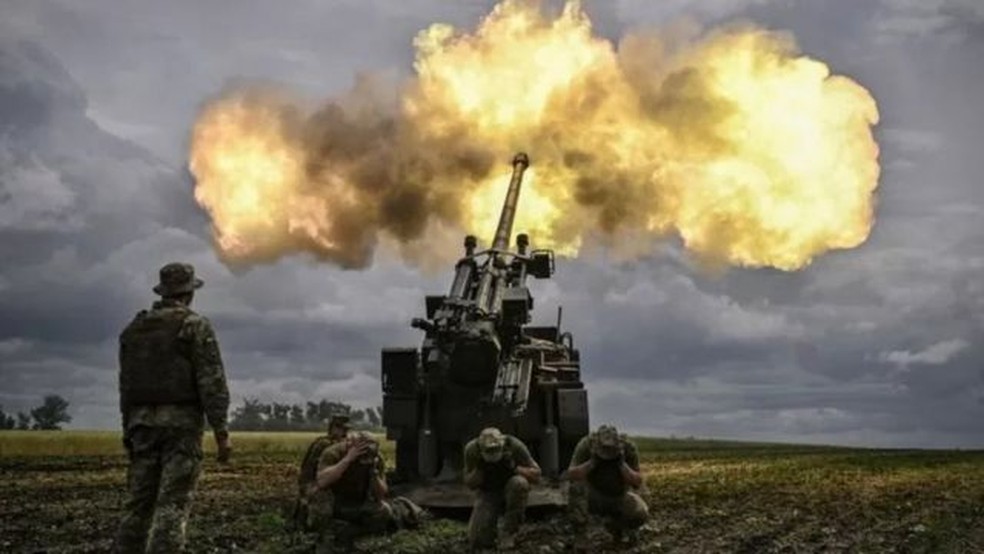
153, 262, 204, 296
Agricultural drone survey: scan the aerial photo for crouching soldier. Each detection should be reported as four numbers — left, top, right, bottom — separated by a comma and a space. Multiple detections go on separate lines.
566, 425, 648, 548
464, 427, 541, 551
293, 415, 351, 530
311, 432, 421, 551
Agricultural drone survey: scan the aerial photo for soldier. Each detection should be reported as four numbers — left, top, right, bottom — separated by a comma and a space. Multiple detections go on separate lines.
311, 432, 400, 551
565, 424, 648, 548
294, 414, 352, 530
325, 414, 351, 444
113, 262, 231, 553
463, 427, 541, 551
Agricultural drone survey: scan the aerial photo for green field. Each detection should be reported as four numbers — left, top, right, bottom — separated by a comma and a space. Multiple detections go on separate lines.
1, 431, 982, 553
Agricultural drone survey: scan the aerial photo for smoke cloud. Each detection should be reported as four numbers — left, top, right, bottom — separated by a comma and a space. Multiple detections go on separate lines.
189, 0, 879, 270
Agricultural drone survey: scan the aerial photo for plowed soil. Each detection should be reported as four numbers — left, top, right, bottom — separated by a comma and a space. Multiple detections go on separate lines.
2, 433, 983, 553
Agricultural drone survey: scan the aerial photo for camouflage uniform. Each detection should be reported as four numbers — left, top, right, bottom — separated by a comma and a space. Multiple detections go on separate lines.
463, 428, 538, 550
567, 426, 649, 541
114, 263, 230, 554
311, 437, 398, 549
294, 415, 351, 531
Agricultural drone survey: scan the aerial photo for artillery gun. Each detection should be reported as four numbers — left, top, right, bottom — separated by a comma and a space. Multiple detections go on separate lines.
381, 153, 589, 508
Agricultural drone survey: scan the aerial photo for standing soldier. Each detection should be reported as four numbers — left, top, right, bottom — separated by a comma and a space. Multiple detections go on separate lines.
565, 424, 648, 548
114, 262, 231, 553
311, 432, 400, 551
463, 427, 541, 551
294, 414, 351, 530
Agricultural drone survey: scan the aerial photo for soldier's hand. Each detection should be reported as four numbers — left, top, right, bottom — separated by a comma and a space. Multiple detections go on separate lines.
515, 465, 535, 481
344, 439, 372, 462
215, 433, 232, 464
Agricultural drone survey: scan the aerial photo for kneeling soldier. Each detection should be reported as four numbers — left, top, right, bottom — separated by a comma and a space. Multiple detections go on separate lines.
566, 425, 649, 547
464, 427, 541, 550
311, 432, 397, 551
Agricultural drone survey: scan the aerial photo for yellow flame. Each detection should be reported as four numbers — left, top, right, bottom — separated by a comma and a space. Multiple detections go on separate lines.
467, 168, 580, 254
189, 93, 304, 260
667, 32, 881, 268
189, 0, 880, 270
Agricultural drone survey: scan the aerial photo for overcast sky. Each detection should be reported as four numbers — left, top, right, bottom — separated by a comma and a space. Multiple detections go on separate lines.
1, 0, 982, 448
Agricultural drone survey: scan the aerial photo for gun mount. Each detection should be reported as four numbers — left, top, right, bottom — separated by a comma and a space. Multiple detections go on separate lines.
381, 153, 589, 508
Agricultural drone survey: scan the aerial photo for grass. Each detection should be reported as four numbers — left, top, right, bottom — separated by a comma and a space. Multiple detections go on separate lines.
0, 430, 393, 457
2, 431, 983, 553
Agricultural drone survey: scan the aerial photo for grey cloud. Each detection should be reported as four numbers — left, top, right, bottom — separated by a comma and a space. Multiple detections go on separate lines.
609, 0, 779, 24
880, 338, 971, 366
881, 128, 944, 155
0, 0, 498, 163
0, 35, 443, 426
875, 0, 984, 43
0, 146, 82, 232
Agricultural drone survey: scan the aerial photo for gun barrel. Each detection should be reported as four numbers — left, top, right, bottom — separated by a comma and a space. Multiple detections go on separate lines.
491, 153, 530, 251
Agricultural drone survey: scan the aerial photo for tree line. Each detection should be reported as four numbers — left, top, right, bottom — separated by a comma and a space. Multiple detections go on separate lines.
0, 395, 72, 430
1, 395, 384, 433
229, 397, 385, 432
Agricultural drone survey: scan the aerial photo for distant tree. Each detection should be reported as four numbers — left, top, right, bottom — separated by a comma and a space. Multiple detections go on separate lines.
229, 397, 266, 431
270, 403, 291, 431
365, 407, 381, 428
16, 412, 31, 430
228, 397, 365, 431
0, 406, 11, 429
289, 404, 306, 427
305, 401, 321, 426
30, 395, 71, 430
316, 400, 351, 424
0, 405, 15, 430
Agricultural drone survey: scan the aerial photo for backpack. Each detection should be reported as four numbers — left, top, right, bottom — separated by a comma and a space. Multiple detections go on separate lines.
292, 435, 338, 531
119, 309, 198, 407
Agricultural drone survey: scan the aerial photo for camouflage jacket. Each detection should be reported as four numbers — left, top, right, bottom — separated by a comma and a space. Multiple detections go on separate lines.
317, 441, 387, 505
569, 433, 641, 496
463, 435, 537, 492
119, 299, 230, 436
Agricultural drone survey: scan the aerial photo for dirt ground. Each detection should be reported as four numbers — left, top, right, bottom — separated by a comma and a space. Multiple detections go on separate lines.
2, 435, 983, 553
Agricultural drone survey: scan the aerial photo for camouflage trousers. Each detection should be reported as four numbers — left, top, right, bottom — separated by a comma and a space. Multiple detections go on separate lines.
568, 482, 649, 533
468, 475, 531, 549
308, 490, 398, 551
113, 426, 203, 554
